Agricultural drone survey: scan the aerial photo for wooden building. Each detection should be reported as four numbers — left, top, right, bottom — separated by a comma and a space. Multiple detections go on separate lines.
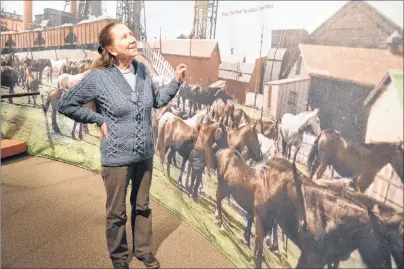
303, 44, 403, 142
218, 60, 254, 104
308, 0, 403, 50
267, 43, 403, 143
264, 77, 311, 118
362, 69, 403, 210
148, 39, 221, 88
249, 56, 267, 95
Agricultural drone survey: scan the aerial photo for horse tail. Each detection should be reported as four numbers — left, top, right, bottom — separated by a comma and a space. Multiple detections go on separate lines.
307, 131, 322, 170
157, 120, 167, 165
43, 91, 51, 114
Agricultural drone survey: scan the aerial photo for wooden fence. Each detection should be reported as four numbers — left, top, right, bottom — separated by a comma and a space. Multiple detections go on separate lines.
291, 133, 403, 211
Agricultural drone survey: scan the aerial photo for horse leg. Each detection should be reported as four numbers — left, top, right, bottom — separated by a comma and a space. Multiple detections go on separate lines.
244, 212, 254, 248
51, 110, 61, 133
215, 174, 228, 228
83, 124, 89, 134
8, 86, 14, 104
267, 219, 279, 252
192, 169, 203, 201
78, 123, 83, 140
292, 145, 300, 163
167, 148, 175, 180
309, 155, 320, 180
281, 139, 287, 158
71, 121, 77, 139
185, 159, 193, 192
315, 161, 327, 181
254, 213, 271, 269
177, 155, 188, 187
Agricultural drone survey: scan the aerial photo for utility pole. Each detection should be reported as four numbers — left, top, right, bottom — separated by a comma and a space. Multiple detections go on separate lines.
159, 26, 162, 54
254, 24, 264, 108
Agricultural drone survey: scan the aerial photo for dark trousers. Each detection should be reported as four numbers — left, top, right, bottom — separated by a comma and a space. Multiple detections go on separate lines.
101, 157, 154, 264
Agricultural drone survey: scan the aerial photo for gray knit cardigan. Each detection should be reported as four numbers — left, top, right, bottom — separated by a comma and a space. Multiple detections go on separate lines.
58, 60, 182, 166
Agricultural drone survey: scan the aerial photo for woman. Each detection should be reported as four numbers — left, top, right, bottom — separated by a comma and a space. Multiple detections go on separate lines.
57, 21, 187, 269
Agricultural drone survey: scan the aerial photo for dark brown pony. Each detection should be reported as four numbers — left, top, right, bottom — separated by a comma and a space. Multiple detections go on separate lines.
43, 88, 95, 140
157, 116, 201, 185
227, 124, 263, 163
254, 158, 395, 269
185, 118, 229, 200
307, 129, 404, 192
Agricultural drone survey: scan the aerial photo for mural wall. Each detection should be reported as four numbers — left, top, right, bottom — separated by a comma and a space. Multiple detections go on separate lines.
1, 1, 403, 268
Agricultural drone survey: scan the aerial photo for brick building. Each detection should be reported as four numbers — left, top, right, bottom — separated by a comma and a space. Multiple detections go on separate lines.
1, 10, 24, 32
148, 39, 221, 88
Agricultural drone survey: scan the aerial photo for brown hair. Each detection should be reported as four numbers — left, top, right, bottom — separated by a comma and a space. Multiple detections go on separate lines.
91, 21, 122, 69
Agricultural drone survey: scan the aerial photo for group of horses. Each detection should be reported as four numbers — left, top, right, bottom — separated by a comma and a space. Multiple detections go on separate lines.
0, 54, 94, 140
152, 83, 403, 268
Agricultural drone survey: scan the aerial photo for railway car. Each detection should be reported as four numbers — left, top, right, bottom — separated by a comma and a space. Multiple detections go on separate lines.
0, 16, 120, 54
43, 24, 76, 49
74, 16, 118, 49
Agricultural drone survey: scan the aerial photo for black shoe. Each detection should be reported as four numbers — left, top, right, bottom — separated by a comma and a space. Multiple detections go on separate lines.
112, 260, 129, 269
138, 253, 160, 269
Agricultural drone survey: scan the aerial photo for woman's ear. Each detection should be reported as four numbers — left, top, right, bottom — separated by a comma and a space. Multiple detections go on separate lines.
107, 46, 117, 56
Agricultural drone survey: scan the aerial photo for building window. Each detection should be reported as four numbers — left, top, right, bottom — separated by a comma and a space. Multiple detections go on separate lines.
288, 91, 297, 105
295, 56, 302, 75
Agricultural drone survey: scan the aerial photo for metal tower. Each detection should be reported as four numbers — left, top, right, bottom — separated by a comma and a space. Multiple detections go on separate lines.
116, 0, 147, 42
191, 0, 218, 39
78, 0, 91, 17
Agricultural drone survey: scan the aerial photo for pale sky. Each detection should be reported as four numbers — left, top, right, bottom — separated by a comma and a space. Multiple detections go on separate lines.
2, 1, 403, 63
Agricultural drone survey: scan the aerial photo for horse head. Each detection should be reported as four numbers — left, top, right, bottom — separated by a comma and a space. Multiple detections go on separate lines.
245, 124, 264, 162
302, 108, 321, 135
215, 117, 229, 149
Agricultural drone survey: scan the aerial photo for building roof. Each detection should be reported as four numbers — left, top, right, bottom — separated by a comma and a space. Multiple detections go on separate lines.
364, 69, 403, 107
299, 43, 404, 87
218, 69, 251, 83
209, 80, 226, 89
148, 39, 219, 58
220, 61, 254, 74
310, 1, 403, 37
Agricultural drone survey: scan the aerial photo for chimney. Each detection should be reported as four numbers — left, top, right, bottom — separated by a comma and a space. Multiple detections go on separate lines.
70, 0, 77, 15
243, 55, 246, 63
231, 48, 234, 55
386, 31, 403, 51
23, 0, 32, 30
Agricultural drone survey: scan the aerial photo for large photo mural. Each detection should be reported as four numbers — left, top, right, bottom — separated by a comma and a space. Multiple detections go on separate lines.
1, 1, 403, 268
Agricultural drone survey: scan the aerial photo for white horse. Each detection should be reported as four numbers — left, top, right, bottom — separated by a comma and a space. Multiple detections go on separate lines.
279, 108, 321, 162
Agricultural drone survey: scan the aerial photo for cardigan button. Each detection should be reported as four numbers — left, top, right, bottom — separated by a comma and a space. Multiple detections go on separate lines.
136, 114, 142, 122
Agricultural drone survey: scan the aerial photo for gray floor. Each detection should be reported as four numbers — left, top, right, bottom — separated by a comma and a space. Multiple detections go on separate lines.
1, 155, 235, 268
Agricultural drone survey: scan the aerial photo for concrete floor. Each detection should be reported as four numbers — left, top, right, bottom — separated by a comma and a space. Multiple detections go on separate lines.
1, 155, 235, 268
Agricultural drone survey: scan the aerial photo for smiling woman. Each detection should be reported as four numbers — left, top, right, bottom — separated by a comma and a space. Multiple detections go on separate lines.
56, 21, 188, 269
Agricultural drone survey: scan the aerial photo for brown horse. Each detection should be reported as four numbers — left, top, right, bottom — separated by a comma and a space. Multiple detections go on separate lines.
157, 116, 201, 185
24, 58, 52, 84
254, 158, 395, 268
22, 66, 40, 106
307, 129, 404, 192
214, 152, 306, 252
42, 88, 95, 140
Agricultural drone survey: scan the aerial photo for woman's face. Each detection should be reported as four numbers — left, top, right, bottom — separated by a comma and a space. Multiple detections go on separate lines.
109, 24, 138, 59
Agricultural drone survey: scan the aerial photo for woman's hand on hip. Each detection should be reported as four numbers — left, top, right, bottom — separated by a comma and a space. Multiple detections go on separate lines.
100, 122, 108, 141
175, 64, 188, 83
